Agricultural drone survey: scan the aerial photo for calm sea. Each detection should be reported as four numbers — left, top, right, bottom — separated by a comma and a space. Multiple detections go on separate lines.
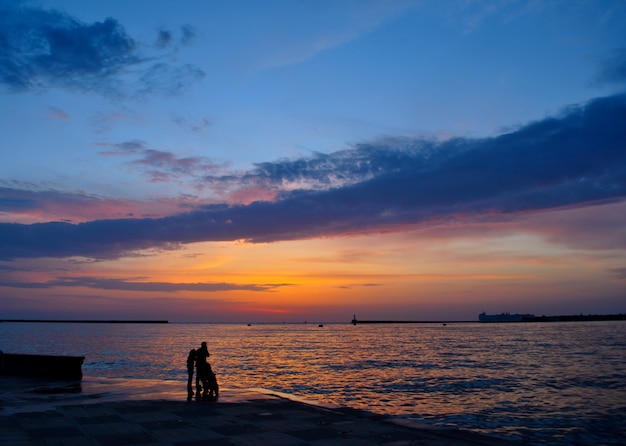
1, 321, 625, 445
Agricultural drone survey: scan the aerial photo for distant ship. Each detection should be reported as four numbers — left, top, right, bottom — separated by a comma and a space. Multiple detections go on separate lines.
478, 312, 534, 323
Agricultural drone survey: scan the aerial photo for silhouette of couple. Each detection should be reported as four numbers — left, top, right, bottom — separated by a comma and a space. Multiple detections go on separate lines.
187, 341, 219, 400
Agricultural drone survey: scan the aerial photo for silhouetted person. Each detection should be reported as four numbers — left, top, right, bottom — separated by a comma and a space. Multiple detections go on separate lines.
196, 341, 210, 397
186, 349, 196, 399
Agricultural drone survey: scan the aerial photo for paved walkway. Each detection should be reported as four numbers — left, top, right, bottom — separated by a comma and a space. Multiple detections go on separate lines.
1, 377, 517, 445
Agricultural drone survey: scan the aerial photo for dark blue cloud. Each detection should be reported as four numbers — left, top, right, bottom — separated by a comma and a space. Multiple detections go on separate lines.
248, 141, 425, 189
0, 1, 203, 96
0, 186, 99, 215
0, 276, 292, 292
1, 93, 625, 260
155, 28, 173, 49
202, 138, 437, 198
0, 194, 37, 212
180, 25, 197, 46
0, 2, 136, 92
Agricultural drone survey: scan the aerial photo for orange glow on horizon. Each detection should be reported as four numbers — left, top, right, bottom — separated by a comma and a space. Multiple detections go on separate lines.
3, 203, 625, 321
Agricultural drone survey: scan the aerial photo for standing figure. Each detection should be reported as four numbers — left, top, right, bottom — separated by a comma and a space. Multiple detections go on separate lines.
186, 349, 196, 399
196, 341, 210, 397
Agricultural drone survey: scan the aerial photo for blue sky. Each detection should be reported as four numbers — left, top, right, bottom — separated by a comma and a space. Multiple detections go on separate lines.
1, 0, 625, 321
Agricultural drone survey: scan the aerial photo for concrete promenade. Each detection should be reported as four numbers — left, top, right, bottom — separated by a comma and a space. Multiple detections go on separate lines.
1, 376, 517, 445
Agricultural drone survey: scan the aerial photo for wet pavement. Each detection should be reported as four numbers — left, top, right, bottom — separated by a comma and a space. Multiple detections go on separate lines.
1, 376, 517, 445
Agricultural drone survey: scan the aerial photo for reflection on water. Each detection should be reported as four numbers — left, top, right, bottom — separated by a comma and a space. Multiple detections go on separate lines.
1, 321, 625, 445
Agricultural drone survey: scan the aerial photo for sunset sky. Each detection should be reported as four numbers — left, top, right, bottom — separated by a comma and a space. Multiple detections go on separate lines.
1, 0, 625, 322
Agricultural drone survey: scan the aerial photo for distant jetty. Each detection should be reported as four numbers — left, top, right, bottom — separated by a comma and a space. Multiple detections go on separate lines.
351, 319, 465, 324
0, 319, 168, 324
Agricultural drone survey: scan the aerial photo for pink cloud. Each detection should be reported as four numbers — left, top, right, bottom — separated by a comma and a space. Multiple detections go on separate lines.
47, 107, 70, 120
522, 201, 626, 251
227, 185, 279, 205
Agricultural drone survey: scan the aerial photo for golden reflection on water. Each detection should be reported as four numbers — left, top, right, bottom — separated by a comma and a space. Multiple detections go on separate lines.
2, 321, 625, 444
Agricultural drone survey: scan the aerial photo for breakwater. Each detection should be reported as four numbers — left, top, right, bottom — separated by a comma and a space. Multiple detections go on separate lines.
0, 319, 168, 324
351, 319, 467, 324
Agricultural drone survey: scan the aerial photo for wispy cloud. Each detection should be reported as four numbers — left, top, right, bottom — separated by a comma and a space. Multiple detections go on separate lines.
97, 139, 147, 156
609, 267, 626, 280
171, 115, 211, 133
133, 149, 225, 183
135, 63, 205, 98
97, 141, 227, 185
154, 28, 173, 49
47, 107, 70, 120
255, 0, 415, 69
0, 276, 293, 292
180, 24, 197, 46
336, 283, 383, 290
203, 139, 427, 203
1, 93, 625, 260
0, 1, 204, 97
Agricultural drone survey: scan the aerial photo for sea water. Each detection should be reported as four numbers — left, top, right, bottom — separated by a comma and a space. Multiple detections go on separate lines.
1, 320, 625, 445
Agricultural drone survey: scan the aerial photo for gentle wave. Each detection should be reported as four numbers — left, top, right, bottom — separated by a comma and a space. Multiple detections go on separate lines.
1, 321, 625, 445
